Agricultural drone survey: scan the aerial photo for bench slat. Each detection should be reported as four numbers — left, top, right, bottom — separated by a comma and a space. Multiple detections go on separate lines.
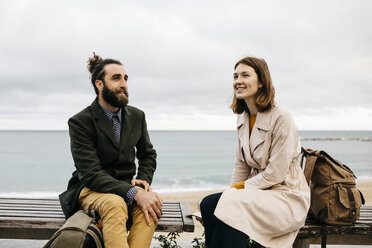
179, 201, 194, 232
295, 205, 372, 248
1, 210, 181, 216
0, 206, 62, 210
0, 197, 194, 239
0, 213, 65, 218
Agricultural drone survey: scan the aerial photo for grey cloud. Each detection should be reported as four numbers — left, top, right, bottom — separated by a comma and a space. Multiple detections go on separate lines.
1, 0, 371, 129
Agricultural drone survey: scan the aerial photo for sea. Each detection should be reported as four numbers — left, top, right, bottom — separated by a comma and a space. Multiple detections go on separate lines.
0, 130, 371, 248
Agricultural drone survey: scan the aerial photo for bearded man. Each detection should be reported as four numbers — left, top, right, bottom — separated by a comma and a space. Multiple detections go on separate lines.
59, 53, 161, 248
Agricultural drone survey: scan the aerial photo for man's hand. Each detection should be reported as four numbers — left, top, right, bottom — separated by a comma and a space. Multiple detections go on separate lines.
131, 179, 151, 192
134, 189, 162, 226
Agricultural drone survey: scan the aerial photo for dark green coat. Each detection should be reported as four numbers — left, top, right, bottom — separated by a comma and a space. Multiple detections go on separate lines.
59, 98, 157, 218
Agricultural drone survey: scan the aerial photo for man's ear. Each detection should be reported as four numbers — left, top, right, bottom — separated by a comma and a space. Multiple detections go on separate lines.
95, 80, 104, 92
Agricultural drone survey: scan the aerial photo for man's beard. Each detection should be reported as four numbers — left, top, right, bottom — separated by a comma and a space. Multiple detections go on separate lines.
102, 84, 129, 109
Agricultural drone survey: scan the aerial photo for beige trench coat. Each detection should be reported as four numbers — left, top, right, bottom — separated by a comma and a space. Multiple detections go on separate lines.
214, 104, 310, 248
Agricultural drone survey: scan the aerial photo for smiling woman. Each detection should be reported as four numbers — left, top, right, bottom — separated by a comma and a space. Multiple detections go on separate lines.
200, 56, 310, 248
231, 57, 275, 115
233, 64, 261, 100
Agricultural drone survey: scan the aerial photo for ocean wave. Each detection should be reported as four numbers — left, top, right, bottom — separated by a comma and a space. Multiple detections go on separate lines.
0, 186, 227, 198
152, 186, 226, 194
1, 177, 371, 198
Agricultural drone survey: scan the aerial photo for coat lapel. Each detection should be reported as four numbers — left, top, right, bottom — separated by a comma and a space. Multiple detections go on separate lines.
237, 109, 273, 168
250, 110, 271, 154
237, 112, 251, 162
91, 99, 119, 149
119, 106, 132, 151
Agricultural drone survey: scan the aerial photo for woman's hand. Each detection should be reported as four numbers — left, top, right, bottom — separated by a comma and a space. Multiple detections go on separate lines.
131, 179, 152, 192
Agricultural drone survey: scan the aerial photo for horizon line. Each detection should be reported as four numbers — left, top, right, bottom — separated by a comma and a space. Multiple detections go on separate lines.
1, 129, 372, 132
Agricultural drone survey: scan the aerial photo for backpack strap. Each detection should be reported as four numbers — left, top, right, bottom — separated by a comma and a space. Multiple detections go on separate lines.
359, 190, 366, 205
346, 187, 357, 217
84, 210, 104, 248
301, 147, 317, 185
86, 225, 104, 248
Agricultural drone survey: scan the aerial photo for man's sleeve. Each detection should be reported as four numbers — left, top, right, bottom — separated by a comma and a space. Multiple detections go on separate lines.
68, 116, 133, 198
135, 111, 157, 184
125, 187, 139, 205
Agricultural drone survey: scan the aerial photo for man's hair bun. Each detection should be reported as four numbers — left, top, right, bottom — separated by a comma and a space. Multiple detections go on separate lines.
87, 52, 103, 73
86, 53, 123, 95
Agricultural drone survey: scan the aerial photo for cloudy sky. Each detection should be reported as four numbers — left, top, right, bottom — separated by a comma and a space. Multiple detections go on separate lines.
1, 0, 371, 130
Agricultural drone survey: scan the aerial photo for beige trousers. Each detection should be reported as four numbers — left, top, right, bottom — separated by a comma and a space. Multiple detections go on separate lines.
78, 187, 156, 248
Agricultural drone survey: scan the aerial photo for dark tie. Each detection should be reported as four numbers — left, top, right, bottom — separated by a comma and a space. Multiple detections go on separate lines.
112, 115, 121, 145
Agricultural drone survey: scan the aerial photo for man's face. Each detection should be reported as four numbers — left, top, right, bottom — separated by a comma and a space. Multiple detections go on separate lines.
101, 64, 129, 109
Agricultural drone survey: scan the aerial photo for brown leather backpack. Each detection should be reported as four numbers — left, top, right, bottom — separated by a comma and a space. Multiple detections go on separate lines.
301, 147, 365, 225
43, 210, 103, 248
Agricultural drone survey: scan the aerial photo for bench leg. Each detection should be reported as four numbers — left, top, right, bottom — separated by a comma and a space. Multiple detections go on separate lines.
293, 238, 309, 248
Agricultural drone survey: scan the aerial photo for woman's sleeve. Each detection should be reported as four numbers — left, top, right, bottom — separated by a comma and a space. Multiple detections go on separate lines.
244, 112, 300, 189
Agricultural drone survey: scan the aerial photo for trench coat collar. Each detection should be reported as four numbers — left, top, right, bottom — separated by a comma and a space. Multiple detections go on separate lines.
255, 110, 271, 131
236, 112, 246, 128
236, 109, 273, 167
91, 98, 132, 150
236, 112, 251, 161
236, 109, 271, 131
249, 110, 271, 162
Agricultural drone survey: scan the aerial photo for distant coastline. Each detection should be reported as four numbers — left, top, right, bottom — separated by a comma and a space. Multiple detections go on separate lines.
1, 129, 372, 132
1, 130, 372, 142
300, 137, 372, 141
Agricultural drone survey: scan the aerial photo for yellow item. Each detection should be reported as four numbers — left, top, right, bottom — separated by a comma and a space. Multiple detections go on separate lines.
78, 187, 155, 248
231, 181, 245, 189
249, 115, 256, 134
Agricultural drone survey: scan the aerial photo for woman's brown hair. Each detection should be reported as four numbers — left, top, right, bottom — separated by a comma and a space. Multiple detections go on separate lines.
230, 57, 275, 114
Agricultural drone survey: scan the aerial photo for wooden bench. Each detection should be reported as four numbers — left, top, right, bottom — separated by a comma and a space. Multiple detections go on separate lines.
293, 205, 372, 247
0, 197, 194, 240
192, 206, 372, 247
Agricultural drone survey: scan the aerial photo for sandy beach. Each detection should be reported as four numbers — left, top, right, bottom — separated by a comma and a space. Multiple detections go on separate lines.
158, 190, 220, 242
157, 181, 372, 242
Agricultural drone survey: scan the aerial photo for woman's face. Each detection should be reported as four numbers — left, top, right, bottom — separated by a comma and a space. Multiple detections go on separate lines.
233, 63, 261, 100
